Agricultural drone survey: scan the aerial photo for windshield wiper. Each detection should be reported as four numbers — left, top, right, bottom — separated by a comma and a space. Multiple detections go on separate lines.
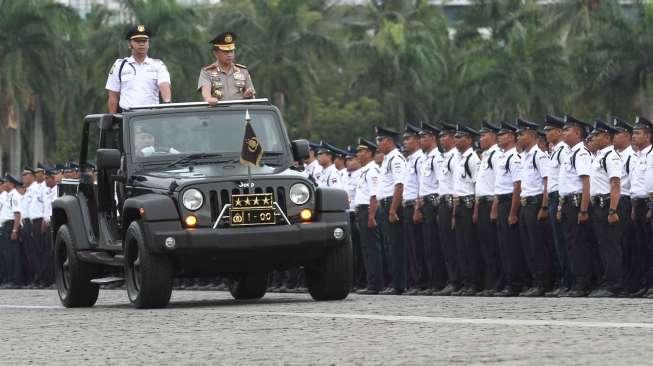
166, 153, 224, 168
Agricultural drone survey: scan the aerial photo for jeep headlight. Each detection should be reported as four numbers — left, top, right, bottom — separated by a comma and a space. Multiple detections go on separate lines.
289, 183, 310, 205
182, 189, 203, 211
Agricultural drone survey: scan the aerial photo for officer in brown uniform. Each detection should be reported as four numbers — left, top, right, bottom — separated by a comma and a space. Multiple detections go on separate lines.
197, 32, 256, 103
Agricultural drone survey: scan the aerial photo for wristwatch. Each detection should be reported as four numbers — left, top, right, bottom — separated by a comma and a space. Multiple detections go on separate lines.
608, 208, 618, 215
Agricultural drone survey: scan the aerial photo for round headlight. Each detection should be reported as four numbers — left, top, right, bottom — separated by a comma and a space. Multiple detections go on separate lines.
289, 183, 310, 205
182, 189, 204, 211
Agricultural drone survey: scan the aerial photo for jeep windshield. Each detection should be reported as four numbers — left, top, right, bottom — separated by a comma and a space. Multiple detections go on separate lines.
129, 109, 289, 166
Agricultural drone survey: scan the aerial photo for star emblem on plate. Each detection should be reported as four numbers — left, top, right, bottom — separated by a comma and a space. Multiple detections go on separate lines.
262, 197, 270, 205
244, 197, 251, 206
252, 197, 260, 206
234, 198, 241, 206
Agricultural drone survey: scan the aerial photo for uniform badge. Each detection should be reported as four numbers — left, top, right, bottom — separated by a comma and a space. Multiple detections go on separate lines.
137, 25, 145, 32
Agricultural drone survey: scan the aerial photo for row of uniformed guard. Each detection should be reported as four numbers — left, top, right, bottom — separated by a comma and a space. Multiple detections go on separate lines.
0, 166, 70, 288
301, 115, 653, 297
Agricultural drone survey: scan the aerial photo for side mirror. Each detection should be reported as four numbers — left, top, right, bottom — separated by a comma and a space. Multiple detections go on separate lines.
96, 149, 121, 170
292, 139, 310, 161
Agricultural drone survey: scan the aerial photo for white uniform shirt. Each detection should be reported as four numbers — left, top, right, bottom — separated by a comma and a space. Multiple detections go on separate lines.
645, 145, 653, 194
630, 145, 651, 198
590, 145, 622, 196
404, 149, 424, 201
0, 191, 7, 225
28, 182, 47, 219
377, 148, 406, 200
559, 142, 592, 196
354, 161, 380, 207
21, 182, 40, 220
0, 189, 21, 222
418, 148, 441, 196
305, 159, 323, 182
547, 141, 568, 193
345, 168, 361, 210
43, 185, 59, 221
438, 147, 459, 196
317, 164, 343, 190
339, 168, 349, 191
520, 144, 549, 197
105, 56, 171, 110
494, 147, 522, 195
616, 146, 635, 197
475, 144, 501, 197
453, 147, 480, 197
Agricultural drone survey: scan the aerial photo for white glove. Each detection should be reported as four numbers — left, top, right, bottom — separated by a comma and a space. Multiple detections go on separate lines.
141, 146, 155, 156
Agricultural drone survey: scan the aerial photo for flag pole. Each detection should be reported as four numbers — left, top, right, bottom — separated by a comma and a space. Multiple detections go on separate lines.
245, 109, 253, 193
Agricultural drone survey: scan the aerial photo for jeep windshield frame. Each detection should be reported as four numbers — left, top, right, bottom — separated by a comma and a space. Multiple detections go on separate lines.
123, 105, 293, 171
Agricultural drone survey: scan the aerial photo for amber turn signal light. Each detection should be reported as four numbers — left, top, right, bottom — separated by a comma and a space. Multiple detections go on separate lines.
300, 209, 313, 222
184, 215, 197, 227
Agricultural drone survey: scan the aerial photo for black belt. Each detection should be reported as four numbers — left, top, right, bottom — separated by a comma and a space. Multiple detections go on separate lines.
591, 194, 611, 208
477, 195, 493, 204
520, 194, 543, 207
496, 193, 512, 203
439, 194, 454, 208
355, 204, 369, 212
561, 193, 582, 207
380, 197, 393, 206
403, 199, 416, 206
423, 193, 439, 204
30, 217, 43, 223
632, 197, 649, 206
454, 195, 475, 208
548, 191, 559, 200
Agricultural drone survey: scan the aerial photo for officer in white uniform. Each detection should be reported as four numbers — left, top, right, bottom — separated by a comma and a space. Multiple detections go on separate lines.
452, 125, 482, 295
587, 120, 624, 297
415, 122, 447, 294
0, 176, 7, 285
0, 175, 23, 288
433, 123, 461, 295
343, 147, 365, 290
41, 167, 60, 286
558, 115, 593, 297
27, 168, 49, 287
516, 118, 553, 297
375, 126, 407, 295
354, 138, 384, 294
106, 25, 172, 112
474, 121, 503, 295
315, 144, 343, 190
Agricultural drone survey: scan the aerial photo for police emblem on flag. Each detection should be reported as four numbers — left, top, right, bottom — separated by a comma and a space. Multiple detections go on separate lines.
240, 114, 263, 167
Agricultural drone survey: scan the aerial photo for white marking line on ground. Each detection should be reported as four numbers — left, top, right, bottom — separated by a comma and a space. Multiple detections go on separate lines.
1, 304, 652, 329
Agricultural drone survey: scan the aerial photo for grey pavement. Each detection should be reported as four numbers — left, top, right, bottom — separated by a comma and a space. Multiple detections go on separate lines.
1, 289, 653, 365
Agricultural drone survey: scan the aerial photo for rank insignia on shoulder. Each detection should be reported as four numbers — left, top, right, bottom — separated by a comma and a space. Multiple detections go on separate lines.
235, 63, 247, 69
203, 63, 218, 70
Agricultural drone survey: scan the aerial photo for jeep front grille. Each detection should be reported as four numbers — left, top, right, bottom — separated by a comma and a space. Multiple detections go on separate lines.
209, 186, 286, 227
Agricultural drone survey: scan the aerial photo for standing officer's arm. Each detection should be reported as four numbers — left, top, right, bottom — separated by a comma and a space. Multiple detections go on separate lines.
159, 82, 172, 103
107, 91, 120, 114
156, 61, 172, 103
368, 196, 378, 229
243, 70, 255, 99
390, 183, 403, 223
201, 84, 218, 104
509, 181, 521, 225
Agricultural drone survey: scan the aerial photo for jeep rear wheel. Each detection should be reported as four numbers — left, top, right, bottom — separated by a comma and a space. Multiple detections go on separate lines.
55, 224, 99, 308
125, 221, 173, 309
228, 272, 269, 300
305, 238, 353, 301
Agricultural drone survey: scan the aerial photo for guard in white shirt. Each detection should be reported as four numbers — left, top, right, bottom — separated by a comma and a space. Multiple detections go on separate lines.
415, 122, 448, 294
0, 175, 23, 288
41, 168, 60, 286
474, 121, 503, 295
304, 142, 323, 184
558, 115, 594, 297
374, 126, 407, 295
354, 139, 384, 294
629, 117, 653, 297
344, 148, 366, 290
316, 144, 344, 190
433, 123, 461, 295
543, 115, 572, 296
452, 125, 483, 295
21, 168, 44, 286
401, 124, 427, 294
516, 118, 553, 297
587, 120, 625, 297
106, 25, 172, 113
0, 176, 7, 285
493, 122, 528, 297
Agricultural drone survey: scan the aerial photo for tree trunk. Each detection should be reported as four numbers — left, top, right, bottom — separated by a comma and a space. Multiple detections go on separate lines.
32, 96, 44, 167
8, 124, 21, 175
272, 91, 286, 117
302, 103, 313, 139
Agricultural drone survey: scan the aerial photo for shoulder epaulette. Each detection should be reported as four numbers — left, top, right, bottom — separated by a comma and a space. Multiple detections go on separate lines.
203, 63, 218, 71
235, 63, 247, 69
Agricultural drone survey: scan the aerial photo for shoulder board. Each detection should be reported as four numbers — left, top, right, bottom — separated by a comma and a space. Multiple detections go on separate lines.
203, 63, 218, 71
235, 63, 247, 69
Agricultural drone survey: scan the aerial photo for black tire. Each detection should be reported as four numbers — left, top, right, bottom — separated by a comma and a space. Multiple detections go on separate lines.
124, 221, 173, 309
228, 272, 269, 300
305, 238, 353, 301
54, 224, 99, 308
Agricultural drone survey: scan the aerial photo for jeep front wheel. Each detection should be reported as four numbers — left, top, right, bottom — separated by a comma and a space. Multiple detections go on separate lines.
124, 221, 173, 309
228, 272, 268, 300
305, 238, 353, 301
54, 224, 99, 307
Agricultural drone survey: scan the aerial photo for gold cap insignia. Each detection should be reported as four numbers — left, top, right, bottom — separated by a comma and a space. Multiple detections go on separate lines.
224, 34, 233, 43
247, 137, 259, 152
137, 25, 145, 32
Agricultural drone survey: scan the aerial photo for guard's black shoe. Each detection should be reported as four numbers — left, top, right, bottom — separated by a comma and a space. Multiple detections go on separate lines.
356, 288, 379, 295
630, 287, 647, 298
493, 288, 517, 297
404, 288, 422, 296
461, 287, 480, 296
588, 288, 617, 298
418, 288, 435, 296
545, 287, 564, 297
476, 289, 496, 297
562, 289, 589, 297
380, 287, 404, 295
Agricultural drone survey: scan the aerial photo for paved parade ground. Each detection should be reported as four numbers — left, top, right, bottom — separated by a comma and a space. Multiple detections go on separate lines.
1, 290, 653, 365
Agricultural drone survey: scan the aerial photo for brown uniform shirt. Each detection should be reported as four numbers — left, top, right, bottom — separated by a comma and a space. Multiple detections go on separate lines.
197, 63, 255, 101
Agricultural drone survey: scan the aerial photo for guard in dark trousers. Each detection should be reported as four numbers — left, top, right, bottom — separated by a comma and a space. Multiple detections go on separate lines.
20, 168, 41, 286
558, 115, 594, 297
416, 122, 448, 294
452, 125, 483, 295
0, 175, 23, 288
354, 138, 384, 294
374, 126, 407, 295
401, 124, 426, 294
626, 117, 652, 296
543, 115, 572, 296
494, 122, 529, 296
434, 123, 461, 295
474, 121, 503, 295
587, 120, 625, 297
516, 118, 553, 296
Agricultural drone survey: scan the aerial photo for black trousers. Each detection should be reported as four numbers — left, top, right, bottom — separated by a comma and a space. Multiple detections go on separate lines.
561, 199, 593, 291
437, 198, 460, 288
403, 203, 425, 288
454, 200, 484, 290
356, 206, 384, 291
1, 221, 22, 285
350, 212, 366, 288
421, 198, 447, 290
548, 192, 572, 289
30, 218, 49, 285
497, 197, 529, 290
519, 200, 553, 288
22, 220, 41, 284
477, 199, 503, 290
591, 198, 627, 292
378, 198, 406, 290
623, 198, 645, 292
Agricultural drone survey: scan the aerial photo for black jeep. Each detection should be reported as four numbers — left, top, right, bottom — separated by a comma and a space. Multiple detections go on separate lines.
52, 99, 352, 308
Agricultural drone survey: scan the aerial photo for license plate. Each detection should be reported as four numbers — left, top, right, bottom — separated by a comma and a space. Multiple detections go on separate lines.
230, 193, 276, 226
